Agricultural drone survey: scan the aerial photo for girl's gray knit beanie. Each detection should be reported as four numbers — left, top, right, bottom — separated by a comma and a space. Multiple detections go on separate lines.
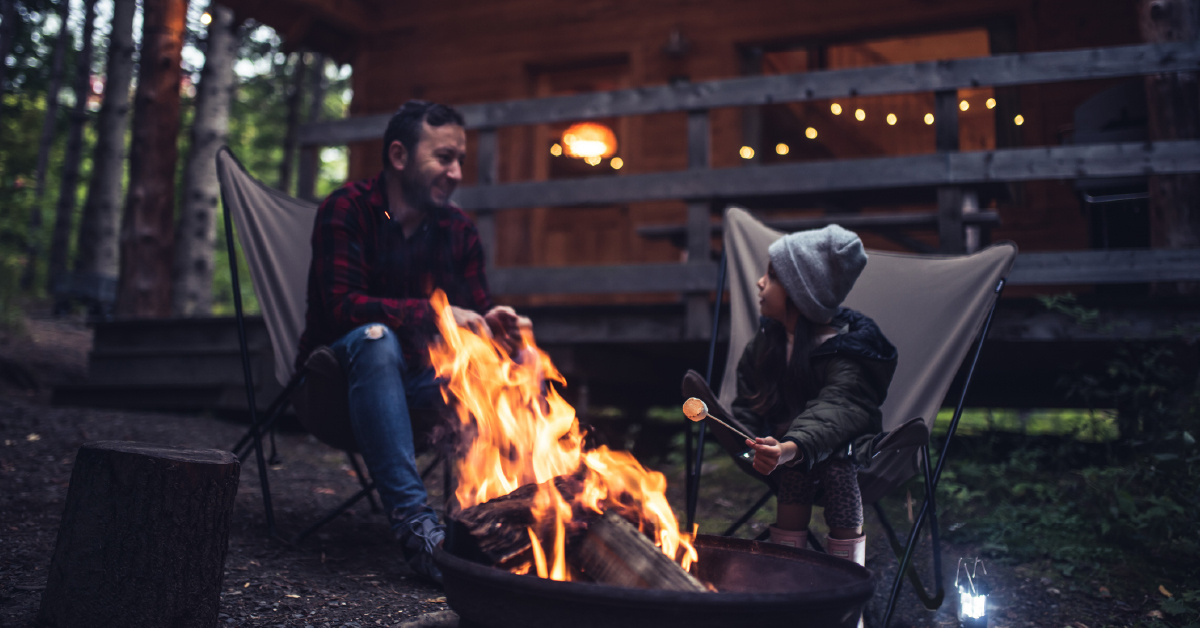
767, 225, 867, 324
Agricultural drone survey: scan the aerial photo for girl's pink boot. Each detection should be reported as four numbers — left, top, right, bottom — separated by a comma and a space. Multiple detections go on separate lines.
768, 525, 808, 549
826, 534, 866, 566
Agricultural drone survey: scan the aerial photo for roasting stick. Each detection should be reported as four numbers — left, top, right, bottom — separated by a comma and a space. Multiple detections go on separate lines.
682, 398, 755, 443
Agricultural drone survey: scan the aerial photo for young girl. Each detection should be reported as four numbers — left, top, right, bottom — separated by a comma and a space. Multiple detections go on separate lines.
736, 224, 897, 565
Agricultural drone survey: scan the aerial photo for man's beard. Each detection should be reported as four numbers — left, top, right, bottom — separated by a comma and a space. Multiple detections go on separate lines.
400, 168, 447, 211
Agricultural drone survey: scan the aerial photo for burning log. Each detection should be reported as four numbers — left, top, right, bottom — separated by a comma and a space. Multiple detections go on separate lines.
572, 511, 708, 592
452, 477, 707, 592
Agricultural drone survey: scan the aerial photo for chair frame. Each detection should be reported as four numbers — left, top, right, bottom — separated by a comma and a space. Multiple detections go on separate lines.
685, 238, 1009, 628
218, 147, 443, 545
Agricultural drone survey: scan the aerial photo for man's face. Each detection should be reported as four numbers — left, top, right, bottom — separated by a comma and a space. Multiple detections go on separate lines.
395, 121, 466, 210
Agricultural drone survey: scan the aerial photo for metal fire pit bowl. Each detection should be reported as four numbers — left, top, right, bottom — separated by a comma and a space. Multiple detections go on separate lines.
435, 534, 875, 628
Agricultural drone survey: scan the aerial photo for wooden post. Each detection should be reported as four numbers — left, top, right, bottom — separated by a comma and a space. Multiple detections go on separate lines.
685, 109, 712, 339
1140, 0, 1200, 294
935, 89, 965, 253
38, 441, 240, 628
476, 127, 499, 271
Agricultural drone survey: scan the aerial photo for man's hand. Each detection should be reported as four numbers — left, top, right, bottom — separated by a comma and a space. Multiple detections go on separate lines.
484, 306, 532, 355
748, 436, 800, 475
450, 305, 489, 336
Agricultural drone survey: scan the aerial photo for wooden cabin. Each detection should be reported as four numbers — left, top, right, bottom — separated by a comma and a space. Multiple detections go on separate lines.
57, 0, 1200, 419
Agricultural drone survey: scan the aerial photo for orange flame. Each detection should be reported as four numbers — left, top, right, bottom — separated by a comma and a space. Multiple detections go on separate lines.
427, 290, 697, 580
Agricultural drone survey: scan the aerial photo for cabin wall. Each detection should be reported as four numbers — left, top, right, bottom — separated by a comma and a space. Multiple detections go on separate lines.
328, 0, 1142, 299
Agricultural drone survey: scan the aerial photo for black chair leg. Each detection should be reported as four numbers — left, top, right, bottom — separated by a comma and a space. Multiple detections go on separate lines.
346, 452, 380, 513
722, 488, 774, 537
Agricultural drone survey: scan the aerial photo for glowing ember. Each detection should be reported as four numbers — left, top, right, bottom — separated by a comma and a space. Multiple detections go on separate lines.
427, 290, 697, 580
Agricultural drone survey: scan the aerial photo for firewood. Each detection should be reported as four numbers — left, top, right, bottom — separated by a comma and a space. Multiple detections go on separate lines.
571, 510, 707, 592
37, 441, 240, 628
452, 475, 590, 569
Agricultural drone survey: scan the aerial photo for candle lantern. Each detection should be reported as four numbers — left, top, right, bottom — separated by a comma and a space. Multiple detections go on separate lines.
956, 557, 990, 628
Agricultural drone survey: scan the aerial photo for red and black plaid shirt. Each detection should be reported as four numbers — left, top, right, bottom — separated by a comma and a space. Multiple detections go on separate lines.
295, 171, 493, 371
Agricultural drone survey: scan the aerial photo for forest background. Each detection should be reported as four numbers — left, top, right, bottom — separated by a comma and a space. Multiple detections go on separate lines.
0, 0, 347, 325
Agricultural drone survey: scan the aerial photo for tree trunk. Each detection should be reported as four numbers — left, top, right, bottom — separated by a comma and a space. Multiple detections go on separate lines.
171, 2, 236, 317
278, 51, 306, 194
0, 0, 18, 99
47, 0, 98, 297
37, 441, 239, 628
1141, 0, 1200, 295
74, 0, 136, 313
115, 0, 188, 318
21, 0, 72, 290
296, 52, 326, 201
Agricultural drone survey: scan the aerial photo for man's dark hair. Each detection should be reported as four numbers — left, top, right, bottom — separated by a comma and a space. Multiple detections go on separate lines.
381, 100, 466, 169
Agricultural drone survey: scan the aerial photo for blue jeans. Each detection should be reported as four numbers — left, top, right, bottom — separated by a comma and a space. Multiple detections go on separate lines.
330, 323, 442, 532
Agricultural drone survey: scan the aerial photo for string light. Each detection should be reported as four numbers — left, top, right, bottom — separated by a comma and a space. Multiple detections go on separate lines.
550, 143, 562, 157
959, 100, 970, 111
584, 155, 602, 166
986, 98, 996, 109
739, 146, 755, 159
886, 113, 897, 125
775, 143, 789, 155
831, 103, 843, 115
1014, 114, 1025, 126
610, 157, 624, 170
200, 12, 212, 25
805, 127, 818, 139
854, 109, 866, 121
924, 113, 935, 125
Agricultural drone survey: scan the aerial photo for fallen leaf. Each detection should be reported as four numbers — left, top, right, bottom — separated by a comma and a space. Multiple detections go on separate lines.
243, 582, 250, 588
1159, 585, 1173, 598
1147, 610, 1165, 619
424, 597, 447, 603
1098, 586, 1111, 598
26, 433, 40, 442
285, 594, 300, 598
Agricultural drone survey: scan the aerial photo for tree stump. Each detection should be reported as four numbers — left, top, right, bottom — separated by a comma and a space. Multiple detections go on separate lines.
37, 441, 240, 628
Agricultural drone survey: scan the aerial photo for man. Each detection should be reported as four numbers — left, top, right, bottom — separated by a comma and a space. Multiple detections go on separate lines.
294, 100, 520, 584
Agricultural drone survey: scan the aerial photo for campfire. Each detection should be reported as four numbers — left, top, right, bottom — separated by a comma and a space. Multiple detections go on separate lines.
427, 290, 700, 589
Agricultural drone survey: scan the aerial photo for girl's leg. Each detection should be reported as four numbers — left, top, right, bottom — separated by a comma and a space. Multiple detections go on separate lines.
776, 503, 812, 531
820, 459, 866, 565
769, 464, 813, 547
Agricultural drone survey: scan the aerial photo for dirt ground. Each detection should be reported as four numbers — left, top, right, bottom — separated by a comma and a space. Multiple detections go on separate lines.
0, 312, 1157, 627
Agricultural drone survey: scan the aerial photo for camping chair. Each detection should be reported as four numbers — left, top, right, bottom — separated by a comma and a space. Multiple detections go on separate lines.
216, 146, 444, 544
684, 206, 1017, 627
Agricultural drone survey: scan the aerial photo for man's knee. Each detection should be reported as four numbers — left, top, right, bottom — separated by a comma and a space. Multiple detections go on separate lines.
342, 323, 406, 372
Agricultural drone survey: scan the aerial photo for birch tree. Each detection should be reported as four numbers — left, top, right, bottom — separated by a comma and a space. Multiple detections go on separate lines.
296, 52, 325, 201
171, 2, 235, 316
47, 0, 97, 296
277, 51, 305, 194
114, 0, 188, 318
74, 0, 135, 311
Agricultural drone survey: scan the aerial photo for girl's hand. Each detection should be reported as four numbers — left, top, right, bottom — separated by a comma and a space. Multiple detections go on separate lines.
747, 436, 799, 475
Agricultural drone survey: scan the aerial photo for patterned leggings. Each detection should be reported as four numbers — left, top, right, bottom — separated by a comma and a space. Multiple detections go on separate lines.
774, 458, 863, 529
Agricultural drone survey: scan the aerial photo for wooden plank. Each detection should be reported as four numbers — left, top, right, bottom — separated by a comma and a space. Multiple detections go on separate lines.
489, 262, 719, 295
636, 211, 1002, 240
297, 42, 1200, 146
935, 89, 963, 253
685, 109, 712, 340
452, 140, 1200, 210
1008, 249, 1200, 285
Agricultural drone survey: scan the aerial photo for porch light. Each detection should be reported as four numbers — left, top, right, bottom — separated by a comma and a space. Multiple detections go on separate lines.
854, 109, 866, 121
831, 103, 843, 115
956, 558, 989, 628
776, 143, 789, 155
561, 122, 617, 160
